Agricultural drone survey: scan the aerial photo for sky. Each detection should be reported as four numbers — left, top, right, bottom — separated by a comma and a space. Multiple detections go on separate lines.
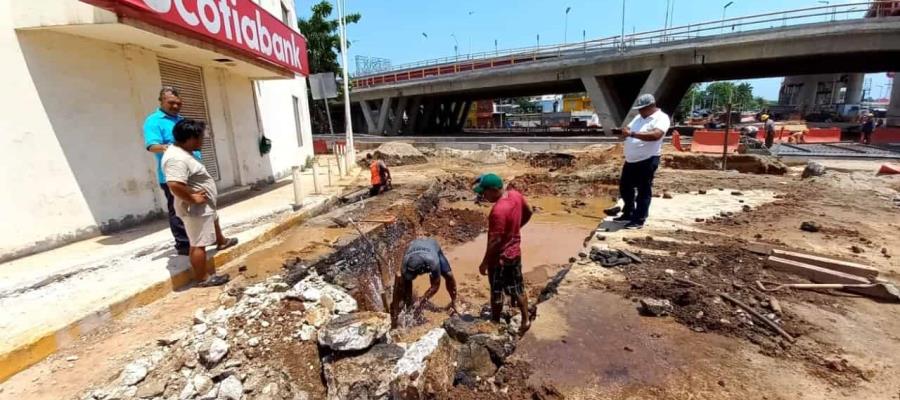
296, 0, 894, 101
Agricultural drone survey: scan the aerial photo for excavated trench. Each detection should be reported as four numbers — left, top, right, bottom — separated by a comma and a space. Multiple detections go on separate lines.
77, 172, 619, 400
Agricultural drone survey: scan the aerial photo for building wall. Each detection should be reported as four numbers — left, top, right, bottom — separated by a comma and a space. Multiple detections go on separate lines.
0, 0, 314, 261
0, 26, 162, 260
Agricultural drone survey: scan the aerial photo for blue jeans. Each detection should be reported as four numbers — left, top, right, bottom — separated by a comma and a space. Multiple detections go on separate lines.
160, 183, 190, 252
619, 156, 660, 224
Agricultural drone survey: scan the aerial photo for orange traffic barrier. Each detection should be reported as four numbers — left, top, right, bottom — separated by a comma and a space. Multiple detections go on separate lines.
690, 130, 740, 154
672, 130, 685, 152
870, 127, 900, 144
878, 163, 900, 175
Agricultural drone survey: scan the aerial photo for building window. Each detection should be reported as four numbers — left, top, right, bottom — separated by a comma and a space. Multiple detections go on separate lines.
281, 2, 291, 25
293, 96, 303, 147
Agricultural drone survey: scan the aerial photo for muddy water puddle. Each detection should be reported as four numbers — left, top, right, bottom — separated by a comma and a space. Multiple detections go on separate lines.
413, 195, 613, 307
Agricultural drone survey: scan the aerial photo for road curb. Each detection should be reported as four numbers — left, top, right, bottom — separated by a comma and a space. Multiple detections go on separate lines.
0, 172, 360, 383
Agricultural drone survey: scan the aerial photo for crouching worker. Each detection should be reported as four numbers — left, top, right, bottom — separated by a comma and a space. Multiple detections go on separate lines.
367, 153, 392, 196
390, 237, 458, 328
162, 119, 238, 287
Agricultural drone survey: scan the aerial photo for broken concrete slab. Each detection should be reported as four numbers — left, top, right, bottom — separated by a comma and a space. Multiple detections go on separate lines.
442, 316, 502, 343
391, 328, 456, 399
318, 311, 391, 352
771, 249, 879, 280
323, 343, 405, 400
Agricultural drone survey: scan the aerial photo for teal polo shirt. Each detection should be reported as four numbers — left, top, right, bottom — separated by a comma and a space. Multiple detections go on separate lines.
143, 108, 201, 184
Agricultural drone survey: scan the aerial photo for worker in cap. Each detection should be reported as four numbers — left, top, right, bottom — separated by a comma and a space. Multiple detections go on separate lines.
473, 173, 534, 335
761, 113, 776, 148
609, 93, 671, 229
390, 237, 457, 328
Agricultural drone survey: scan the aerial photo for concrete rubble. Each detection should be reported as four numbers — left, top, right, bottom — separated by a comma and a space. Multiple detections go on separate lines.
80, 272, 355, 400
317, 311, 391, 351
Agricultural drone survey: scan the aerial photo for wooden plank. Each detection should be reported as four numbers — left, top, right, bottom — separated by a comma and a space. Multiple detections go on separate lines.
766, 257, 898, 301
771, 249, 878, 281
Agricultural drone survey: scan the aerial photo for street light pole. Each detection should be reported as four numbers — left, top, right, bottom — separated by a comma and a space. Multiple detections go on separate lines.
336, 0, 354, 162
564, 6, 571, 45
620, 0, 626, 50
451, 33, 459, 60
721, 1, 734, 34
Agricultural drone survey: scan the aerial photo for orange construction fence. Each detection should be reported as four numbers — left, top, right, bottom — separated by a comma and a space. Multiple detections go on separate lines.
690, 130, 740, 154
869, 127, 900, 144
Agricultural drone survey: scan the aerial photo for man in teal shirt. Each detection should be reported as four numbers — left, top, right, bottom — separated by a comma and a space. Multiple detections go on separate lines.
144, 87, 201, 255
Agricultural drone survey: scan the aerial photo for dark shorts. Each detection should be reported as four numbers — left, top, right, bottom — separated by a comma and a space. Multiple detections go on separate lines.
489, 258, 525, 297
369, 183, 385, 196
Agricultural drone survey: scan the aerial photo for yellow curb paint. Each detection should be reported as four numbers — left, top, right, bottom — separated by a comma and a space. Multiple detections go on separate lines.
0, 177, 358, 383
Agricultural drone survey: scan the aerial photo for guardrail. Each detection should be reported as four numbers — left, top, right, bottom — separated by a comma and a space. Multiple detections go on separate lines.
351, 1, 886, 89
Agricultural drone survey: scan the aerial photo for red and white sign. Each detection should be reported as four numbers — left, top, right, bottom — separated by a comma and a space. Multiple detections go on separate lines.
80, 0, 308, 76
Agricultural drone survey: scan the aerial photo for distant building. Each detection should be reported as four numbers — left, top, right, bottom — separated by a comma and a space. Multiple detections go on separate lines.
1, 0, 315, 261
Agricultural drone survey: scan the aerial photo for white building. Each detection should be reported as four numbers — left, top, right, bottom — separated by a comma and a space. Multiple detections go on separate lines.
1, 0, 315, 261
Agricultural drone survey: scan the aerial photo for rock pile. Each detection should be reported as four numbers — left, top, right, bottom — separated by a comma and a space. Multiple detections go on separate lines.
81, 272, 357, 400
82, 271, 524, 400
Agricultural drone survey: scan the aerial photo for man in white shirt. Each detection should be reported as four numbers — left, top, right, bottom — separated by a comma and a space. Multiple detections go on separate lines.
612, 94, 670, 229
162, 119, 238, 287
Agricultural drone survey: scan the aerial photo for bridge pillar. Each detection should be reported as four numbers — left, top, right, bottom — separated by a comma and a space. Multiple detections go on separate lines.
404, 96, 423, 134
388, 97, 408, 135
622, 67, 691, 125
360, 100, 377, 134
888, 74, 900, 127
454, 101, 472, 132
581, 75, 628, 135
420, 99, 437, 133
375, 97, 393, 135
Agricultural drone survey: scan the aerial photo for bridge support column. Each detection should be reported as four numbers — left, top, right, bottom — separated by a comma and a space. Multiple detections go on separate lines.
360, 100, 377, 134
388, 97, 408, 135
581, 75, 628, 135
888, 74, 900, 127
404, 96, 423, 134
420, 99, 437, 133
375, 97, 393, 135
454, 101, 472, 132
622, 67, 691, 125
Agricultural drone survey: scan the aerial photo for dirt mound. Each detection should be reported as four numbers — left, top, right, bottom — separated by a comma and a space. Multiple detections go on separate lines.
663, 153, 788, 175
526, 152, 576, 171
367, 142, 428, 166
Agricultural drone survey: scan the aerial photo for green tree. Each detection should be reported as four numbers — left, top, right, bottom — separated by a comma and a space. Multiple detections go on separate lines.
297, 1, 361, 133
297, 1, 361, 75
510, 97, 539, 113
676, 83, 701, 120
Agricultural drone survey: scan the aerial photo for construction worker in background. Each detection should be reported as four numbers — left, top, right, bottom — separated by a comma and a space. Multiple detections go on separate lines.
761, 114, 776, 148
861, 114, 876, 144
367, 153, 391, 196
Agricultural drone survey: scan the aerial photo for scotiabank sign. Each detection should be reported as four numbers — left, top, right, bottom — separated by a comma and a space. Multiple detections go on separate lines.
80, 0, 308, 76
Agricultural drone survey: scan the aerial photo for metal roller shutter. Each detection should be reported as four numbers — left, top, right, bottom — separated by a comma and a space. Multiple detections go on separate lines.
157, 58, 221, 181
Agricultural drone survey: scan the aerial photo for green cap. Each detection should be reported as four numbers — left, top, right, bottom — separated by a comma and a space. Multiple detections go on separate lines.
472, 173, 503, 194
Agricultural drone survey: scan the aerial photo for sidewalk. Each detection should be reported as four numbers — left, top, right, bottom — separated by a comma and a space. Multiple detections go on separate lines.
0, 160, 362, 382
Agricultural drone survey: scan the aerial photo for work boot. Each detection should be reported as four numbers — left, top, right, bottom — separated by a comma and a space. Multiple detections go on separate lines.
624, 221, 644, 230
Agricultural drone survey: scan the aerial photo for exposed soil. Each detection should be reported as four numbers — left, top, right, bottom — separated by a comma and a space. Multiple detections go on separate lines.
605, 234, 871, 387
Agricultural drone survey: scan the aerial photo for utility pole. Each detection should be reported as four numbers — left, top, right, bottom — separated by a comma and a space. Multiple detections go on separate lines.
336, 0, 354, 163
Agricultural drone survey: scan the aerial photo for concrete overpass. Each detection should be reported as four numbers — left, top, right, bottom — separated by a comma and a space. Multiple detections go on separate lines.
348, 5, 900, 135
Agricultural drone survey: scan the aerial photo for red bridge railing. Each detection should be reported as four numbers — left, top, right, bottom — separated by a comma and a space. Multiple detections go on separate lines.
351, 1, 888, 89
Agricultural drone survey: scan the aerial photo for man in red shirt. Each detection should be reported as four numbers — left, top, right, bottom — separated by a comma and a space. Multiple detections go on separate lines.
474, 173, 533, 335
